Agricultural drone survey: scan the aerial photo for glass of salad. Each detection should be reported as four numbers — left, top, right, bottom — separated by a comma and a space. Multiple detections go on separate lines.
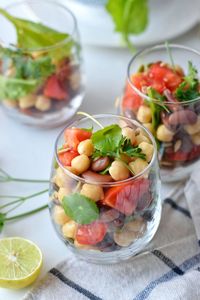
0, 1, 84, 127
49, 114, 161, 263
121, 44, 200, 180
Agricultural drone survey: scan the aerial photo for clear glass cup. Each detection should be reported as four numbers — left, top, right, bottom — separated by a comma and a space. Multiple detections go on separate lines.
121, 44, 200, 181
0, 0, 84, 127
49, 114, 161, 263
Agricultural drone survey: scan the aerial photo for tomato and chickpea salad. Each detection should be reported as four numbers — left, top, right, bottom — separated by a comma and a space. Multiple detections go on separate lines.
0, 8, 81, 117
49, 118, 158, 252
122, 61, 200, 167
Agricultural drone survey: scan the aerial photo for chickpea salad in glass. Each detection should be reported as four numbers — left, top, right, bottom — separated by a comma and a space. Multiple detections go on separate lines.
0, 2, 84, 127
49, 114, 161, 263
121, 44, 200, 175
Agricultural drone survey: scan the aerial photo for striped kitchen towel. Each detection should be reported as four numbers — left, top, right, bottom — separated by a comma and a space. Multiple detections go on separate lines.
23, 166, 200, 300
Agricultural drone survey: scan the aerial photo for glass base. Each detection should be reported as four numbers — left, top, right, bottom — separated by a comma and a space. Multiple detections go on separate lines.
62, 200, 162, 264
1, 93, 84, 128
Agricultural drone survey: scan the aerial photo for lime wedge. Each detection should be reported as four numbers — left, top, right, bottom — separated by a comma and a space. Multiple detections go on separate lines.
0, 237, 42, 289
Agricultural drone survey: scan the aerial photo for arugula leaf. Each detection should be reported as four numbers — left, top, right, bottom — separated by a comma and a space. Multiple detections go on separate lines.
106, 0, 148, 50
62, 193, 99, 225
0, 76, 39, 99
92, 124, 122, 154
122, 139, 146, 159
175, 61, 200, 101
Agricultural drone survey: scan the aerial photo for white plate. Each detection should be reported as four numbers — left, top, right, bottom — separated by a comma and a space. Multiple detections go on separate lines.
63, 0, 200, 47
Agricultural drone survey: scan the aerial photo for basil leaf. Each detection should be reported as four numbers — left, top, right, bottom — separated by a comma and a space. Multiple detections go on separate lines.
62, 193, 99, 225
92, 124, 122, 154
106, 0, 148, 49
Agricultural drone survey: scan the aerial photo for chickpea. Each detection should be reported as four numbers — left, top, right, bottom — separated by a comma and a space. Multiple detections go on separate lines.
122, 127, 135, 145
19, 94, 36, 109
35, 95, 51, 111
143, 123, 154, 134
114, 230, 137, 247
124, 218, 146, 235
156, 124, 174, 142
129, 158, 148, 175
77, 139, 94, 156
80, 184, 104, 202
137, 105, 152, 123
139, 142, 154, 162
71, 154, 90, 174
191, 132, 200, 145
65, 166, 79, 175
184, 116, 200, 135
62, 220, 78, 239
74, 239, 91, 249
53, 167, 69, 188
53, 206, 70, 225
57, 187, 71, 203
135, 132, 151, 145
109, 161, 129, 181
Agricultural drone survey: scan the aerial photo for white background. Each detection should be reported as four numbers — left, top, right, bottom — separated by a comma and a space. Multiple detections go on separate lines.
0, 1, 200, 299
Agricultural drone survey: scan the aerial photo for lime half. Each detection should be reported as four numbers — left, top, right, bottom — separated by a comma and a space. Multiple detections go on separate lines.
0, 237, 42, 289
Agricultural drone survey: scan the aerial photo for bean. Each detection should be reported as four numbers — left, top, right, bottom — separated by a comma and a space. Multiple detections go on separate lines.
168, 110, 197, 126
163, 89, 182, 112
161, 111, 179, 132
124, 109, 136, 119
100, 209, 120, 222
91, 157, 110, 172
82, 171, 113, 183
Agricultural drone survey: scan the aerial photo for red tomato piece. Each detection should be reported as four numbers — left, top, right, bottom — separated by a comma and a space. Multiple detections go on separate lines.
58, 150, 79, 166
76, 221, 107, 245
64, 128, 92, 150
44, 75, 68, 100
103, 179, 150, 216
148, 63, 182, 92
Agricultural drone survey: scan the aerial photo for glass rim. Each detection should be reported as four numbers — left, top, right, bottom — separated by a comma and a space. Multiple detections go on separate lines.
54, 113, 158, 187
127, 43, 200, 105
2, 0, 77, 52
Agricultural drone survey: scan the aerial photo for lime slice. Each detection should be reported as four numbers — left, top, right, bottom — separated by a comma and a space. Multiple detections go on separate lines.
0, 237, 42, 289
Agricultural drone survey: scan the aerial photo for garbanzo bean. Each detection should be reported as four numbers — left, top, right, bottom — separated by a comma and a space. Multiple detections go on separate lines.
80, 184, 104, 202
71, 154, 90, 174
129, 158, 148, 175
77, 139, 94, 156
53, 206, 70, 225
156, 124, 174, 142
62, 220, 78, 239
122, 127, 135, 145
57, 187, 71, 203
139, 142, 154, 162
109, 160, 129, 181
35, 95, 51, 111
137, 105, 152, 123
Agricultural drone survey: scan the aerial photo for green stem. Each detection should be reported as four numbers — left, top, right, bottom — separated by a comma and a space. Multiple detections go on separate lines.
5, 204, 48, 221
165, 41, 175, 71
0, 188, 49, 210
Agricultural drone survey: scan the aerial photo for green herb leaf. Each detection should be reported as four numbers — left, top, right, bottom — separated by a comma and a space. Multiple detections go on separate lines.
147, 87, 164, 131
175, 61, 200, 101
62, 193, 99, 224
92, 124, 122, 155
0, 75, 39, 99
122, 139, 146, 159
106, 0, 148, 50
0, 213, 6, 232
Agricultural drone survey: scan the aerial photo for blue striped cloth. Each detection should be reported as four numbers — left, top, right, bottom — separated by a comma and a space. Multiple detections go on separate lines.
23, 165, 200, 300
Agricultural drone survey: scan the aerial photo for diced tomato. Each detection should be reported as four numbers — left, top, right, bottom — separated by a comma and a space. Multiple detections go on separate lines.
76, 221, 107, 245
103, 179, 150, 216
148, 63, 182, 93
58, 150, 79, 166
64, 128, 92, 150
44, 75, 68, 100
166, 145, 200, 162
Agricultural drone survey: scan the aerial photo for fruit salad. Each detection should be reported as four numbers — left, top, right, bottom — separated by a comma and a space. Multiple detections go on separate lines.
122, 59, 200, 168
49, 115, 161, 262
0, 6, 83, 126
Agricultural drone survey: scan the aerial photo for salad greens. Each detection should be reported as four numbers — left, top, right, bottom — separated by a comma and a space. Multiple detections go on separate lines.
175, 61, 200, 101
62, 193, 99, 224
147, 87, 165, 132
92, 124, 146, 160
106, 0, 148, 50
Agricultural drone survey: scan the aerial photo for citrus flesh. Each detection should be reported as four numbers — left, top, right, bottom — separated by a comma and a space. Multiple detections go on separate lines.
0, 237, 42, 289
